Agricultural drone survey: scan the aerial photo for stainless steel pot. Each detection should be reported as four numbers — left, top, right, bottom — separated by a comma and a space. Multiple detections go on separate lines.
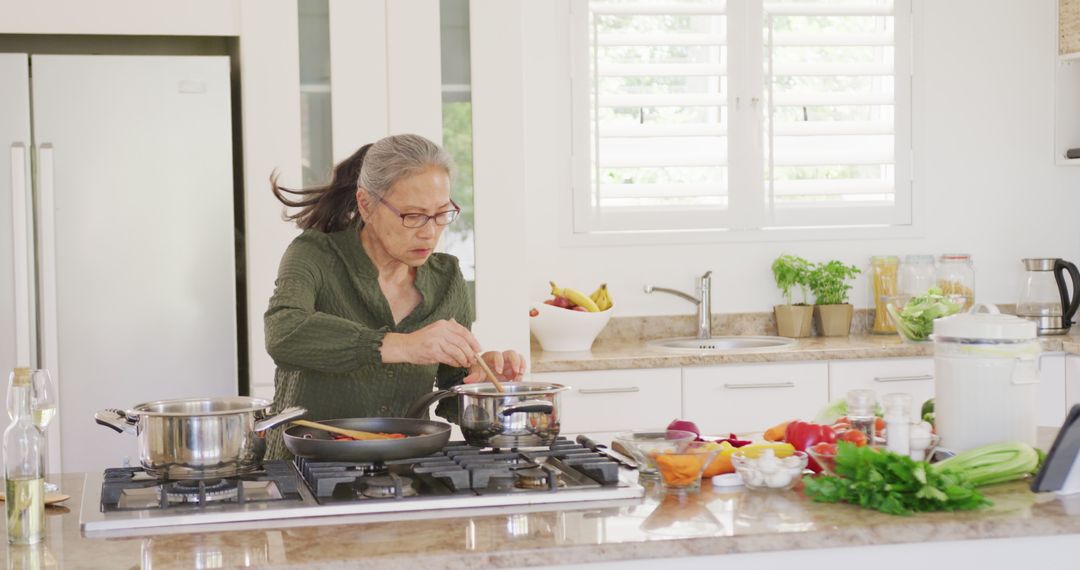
407, 382, 569, 448
94, 397, 305, 480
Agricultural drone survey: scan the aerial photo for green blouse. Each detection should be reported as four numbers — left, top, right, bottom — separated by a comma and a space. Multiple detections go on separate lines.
263, 222, 472, 460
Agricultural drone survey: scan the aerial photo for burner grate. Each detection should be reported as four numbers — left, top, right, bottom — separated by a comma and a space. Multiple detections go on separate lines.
295, 438, 623, 502
99, 460, 303, 512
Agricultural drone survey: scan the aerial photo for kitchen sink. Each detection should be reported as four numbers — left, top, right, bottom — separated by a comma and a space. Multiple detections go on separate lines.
645, 336, 797, 353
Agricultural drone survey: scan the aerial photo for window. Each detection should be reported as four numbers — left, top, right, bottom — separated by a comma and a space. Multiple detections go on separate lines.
570, 0, 911, 234
440, 0, 476, 283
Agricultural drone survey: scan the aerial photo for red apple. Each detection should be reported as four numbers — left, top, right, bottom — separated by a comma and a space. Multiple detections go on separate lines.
551, 296, 573, 309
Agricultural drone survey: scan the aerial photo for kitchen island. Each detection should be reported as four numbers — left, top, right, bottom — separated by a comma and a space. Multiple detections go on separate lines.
14, 455, 1080, 569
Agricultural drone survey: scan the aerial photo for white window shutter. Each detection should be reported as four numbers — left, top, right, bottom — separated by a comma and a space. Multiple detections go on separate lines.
764, 0, 910, 227
570, 0, 912, 234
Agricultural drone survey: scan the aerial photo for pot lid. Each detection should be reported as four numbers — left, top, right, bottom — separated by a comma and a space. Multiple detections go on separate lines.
933, 311, 1036, 341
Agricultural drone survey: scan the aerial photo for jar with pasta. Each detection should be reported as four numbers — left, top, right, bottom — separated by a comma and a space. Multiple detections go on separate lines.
870, 256, 899, 334
936, 253, 975, 311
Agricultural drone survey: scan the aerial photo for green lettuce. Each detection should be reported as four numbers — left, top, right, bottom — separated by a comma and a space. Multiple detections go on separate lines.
885, 287, 964, 341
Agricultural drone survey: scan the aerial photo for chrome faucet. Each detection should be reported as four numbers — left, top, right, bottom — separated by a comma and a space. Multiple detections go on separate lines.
644, 270, 713, 339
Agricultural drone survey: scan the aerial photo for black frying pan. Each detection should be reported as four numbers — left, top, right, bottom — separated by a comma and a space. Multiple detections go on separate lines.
282, 418, 451, 462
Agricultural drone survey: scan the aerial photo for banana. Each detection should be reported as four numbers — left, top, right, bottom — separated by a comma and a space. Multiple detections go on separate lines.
590, 283, 613, 312
563, 287, 600, 312
550, 281, 600, 312
589, 284, 604, 304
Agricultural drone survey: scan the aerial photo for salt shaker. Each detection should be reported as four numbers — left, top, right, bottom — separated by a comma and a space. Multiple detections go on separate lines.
883, 393, 912, 456
846, 389, 877, 444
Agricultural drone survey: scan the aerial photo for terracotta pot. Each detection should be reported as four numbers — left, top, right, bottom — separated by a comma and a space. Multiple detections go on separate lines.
814, 304, 854, 337
774, 305, 814, 338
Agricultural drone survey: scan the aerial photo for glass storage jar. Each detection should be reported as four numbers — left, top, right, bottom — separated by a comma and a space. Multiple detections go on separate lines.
899, 254, 936, 296
870, 256, 899, 334
936, 254, 975, 311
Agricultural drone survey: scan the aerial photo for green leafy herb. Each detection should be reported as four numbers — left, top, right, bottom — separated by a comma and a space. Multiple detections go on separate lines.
884, 287, 964, 341
802, 441, 991, 516
772, 255, 813, 305
807, 260, 861, 305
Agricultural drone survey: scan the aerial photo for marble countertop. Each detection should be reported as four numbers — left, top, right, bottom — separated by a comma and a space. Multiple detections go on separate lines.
14, 466, 1080, 569
533, 333, 1080, 373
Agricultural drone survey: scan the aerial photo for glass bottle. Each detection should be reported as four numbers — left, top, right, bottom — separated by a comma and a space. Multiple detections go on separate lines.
883, 393, 912, 456
899, 255, 936, 297
846, 389, 877, 444
4, 368, 44, 545
936, 254, 975, 311
869, 256, 899, 334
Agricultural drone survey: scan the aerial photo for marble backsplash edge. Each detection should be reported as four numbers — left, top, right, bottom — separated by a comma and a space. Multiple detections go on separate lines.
531, 305, 1020, 346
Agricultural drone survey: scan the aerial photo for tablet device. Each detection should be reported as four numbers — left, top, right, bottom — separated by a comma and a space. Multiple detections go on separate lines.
1031, 404, 1080, 493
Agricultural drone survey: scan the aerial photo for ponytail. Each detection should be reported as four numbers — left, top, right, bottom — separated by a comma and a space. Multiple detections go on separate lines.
270, 144, 372, 233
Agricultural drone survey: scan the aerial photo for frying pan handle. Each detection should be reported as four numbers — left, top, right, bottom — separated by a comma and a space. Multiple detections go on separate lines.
406, 390, 455, 419
254, 406, 307, 432
500, 400, 554, 416
94, 408, 136, 435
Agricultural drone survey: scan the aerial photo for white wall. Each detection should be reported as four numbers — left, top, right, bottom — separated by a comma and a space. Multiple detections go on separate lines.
522, 0, 1080, 319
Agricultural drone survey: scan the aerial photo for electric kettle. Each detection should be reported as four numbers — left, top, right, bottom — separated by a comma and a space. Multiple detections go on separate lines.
1016, 258, 1080, 335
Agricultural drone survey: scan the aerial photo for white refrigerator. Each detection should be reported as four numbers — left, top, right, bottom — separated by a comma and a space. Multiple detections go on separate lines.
0, 54, 239, 474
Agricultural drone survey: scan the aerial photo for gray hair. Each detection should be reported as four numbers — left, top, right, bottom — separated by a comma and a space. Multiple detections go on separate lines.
358, 134, 454, 199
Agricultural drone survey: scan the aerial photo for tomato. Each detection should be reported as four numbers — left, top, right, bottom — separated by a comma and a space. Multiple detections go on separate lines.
810, 442, 837, 455
838, 429, 868, 447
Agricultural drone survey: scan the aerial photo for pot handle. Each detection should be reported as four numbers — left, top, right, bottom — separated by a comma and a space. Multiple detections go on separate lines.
1010, 355, 1041, 385
500, 400, 554, 417
95, 409, 136, 435
254, 406, 307, 432
406, 390, 455, 419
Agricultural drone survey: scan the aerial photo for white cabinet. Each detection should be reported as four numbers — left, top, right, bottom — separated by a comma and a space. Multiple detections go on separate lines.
534, 368, 681, 437
1038, 354, 1067, 427
828, 358, 935, 410
681, 363, 829, 435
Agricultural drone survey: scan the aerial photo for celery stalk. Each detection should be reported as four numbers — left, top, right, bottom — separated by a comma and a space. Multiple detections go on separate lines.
930, 442, 1040, 487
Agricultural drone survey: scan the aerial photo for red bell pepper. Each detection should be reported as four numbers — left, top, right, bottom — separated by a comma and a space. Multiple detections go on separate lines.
785, 420, 838, 473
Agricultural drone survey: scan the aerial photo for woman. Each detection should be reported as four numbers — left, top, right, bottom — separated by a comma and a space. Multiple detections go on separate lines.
264, 134, 525, 459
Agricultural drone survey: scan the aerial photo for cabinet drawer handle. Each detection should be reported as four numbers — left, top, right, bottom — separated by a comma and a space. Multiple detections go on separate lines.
873, 374, 933, 383
723, 382, 795, 390
578, 387, 641, 395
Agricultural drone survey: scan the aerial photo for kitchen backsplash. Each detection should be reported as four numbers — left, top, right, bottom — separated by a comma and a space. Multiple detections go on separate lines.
535, 305, 1019, 346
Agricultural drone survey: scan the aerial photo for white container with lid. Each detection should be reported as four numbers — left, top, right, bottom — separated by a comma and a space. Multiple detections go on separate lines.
933, 305, 1039, 453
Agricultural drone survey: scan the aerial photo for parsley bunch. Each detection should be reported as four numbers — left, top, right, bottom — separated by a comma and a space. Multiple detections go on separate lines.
802, 442, 991, 516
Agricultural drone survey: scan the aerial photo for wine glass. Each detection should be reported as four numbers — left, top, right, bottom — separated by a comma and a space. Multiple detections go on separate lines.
28, 370, 56, 433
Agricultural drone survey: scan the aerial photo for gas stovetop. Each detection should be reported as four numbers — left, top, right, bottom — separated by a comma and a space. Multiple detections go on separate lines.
80, 439, 643, 535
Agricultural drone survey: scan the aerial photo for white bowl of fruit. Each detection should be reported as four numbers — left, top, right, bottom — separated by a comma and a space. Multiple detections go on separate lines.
529, 282, 614, 352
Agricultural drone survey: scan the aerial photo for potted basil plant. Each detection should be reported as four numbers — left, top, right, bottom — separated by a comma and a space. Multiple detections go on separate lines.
808, 260, 862, 337
772, 254, 814, 338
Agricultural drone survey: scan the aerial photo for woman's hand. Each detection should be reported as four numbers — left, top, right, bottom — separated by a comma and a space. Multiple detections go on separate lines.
381, 319, 482, 368
464, 350, 527, 384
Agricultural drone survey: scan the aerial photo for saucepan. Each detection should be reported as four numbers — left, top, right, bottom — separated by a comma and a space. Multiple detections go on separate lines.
95, 396, 306, 480
282, 417, 452, 462
406, 381, 569, 448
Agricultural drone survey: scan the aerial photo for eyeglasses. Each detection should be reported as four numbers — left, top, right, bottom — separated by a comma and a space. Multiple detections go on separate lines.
369, 192, 461, 228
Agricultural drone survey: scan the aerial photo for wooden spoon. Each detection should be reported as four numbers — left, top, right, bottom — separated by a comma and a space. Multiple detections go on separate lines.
291, 419, 403, 441
474, 353, 505, 393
